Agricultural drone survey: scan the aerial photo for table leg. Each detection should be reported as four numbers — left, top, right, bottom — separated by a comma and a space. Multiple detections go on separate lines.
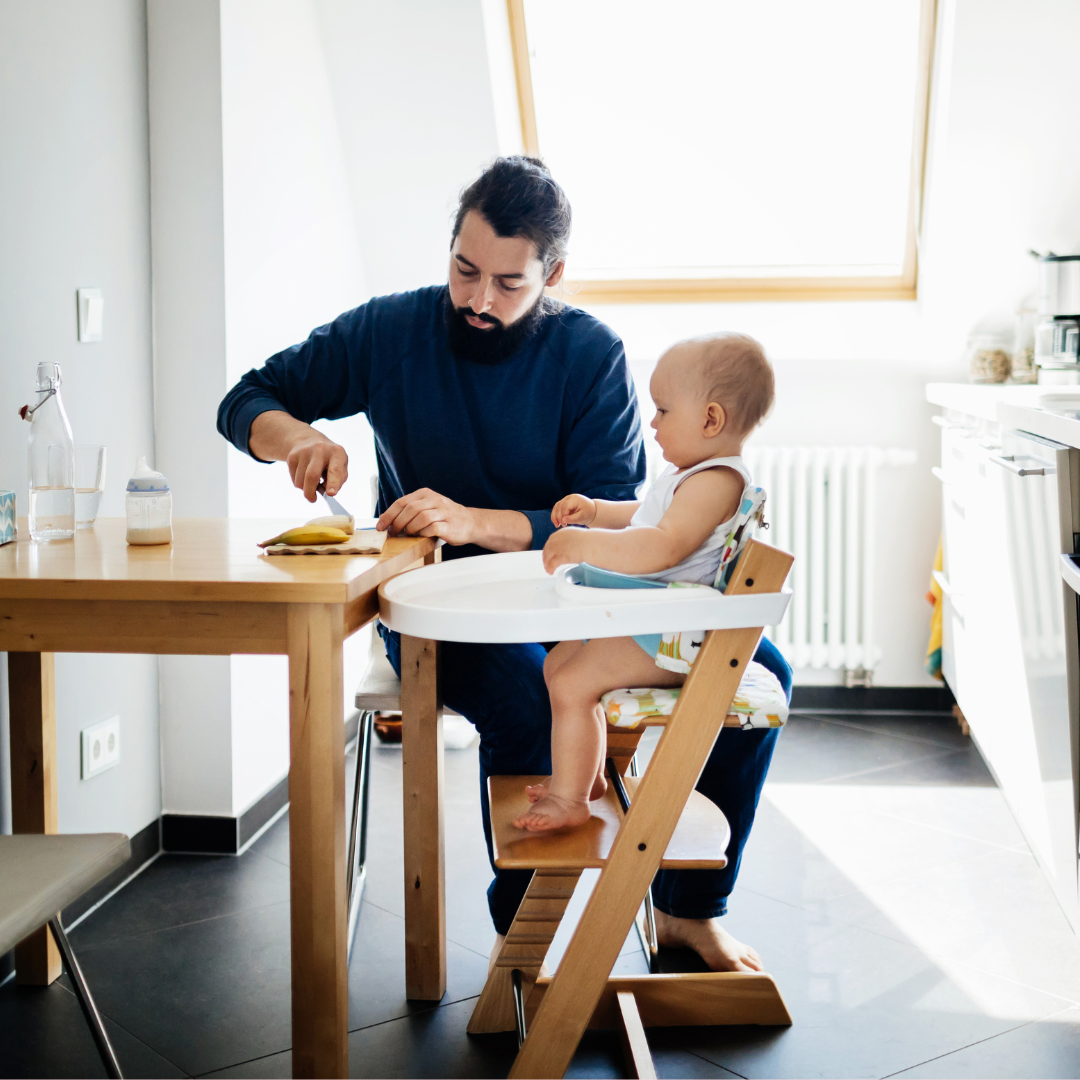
287, 605, 348, 1079
8, 652, 61, 985
400, 634, 445, 1000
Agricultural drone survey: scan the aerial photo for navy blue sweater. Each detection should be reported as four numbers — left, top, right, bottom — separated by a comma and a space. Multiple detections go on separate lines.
217, 285, 646, 557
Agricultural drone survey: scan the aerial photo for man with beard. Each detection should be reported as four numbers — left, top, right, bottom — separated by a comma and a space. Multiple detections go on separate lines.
217, 156, 789, 977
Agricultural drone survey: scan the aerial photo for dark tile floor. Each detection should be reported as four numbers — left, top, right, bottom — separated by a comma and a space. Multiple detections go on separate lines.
3, 712, 1080, 1079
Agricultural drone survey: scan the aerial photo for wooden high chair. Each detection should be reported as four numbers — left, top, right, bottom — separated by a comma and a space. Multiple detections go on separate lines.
468, 540, 794, 1079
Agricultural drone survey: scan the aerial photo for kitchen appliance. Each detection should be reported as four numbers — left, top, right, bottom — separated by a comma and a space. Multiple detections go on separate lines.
996, 429, 1080, 929
1034, 253, 1080, 381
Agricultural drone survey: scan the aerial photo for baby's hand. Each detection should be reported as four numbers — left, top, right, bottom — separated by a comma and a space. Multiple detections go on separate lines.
552, 494, 596, 527
543, 528, 587, 574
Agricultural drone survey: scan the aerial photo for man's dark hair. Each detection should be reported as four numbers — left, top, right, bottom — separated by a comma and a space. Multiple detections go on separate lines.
452, 156, 571, 275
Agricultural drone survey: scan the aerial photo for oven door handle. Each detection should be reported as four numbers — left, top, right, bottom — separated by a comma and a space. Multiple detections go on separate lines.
990, 454, 1054, 476
1060, 553, 1080, 596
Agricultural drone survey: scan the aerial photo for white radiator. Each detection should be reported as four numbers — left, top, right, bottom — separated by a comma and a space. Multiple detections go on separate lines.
743, 446, 915, 683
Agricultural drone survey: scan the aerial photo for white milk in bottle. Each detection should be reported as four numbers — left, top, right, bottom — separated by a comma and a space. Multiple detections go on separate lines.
125, 457, 172, 545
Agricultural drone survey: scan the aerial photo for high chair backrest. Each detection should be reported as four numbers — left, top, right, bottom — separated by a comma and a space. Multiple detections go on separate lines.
713, 486, 767, 592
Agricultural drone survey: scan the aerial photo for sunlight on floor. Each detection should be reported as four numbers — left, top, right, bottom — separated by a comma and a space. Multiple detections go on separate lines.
763, 781, 1080, 1019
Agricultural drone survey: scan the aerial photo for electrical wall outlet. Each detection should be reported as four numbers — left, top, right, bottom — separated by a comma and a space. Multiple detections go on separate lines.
81, 715, 120, 780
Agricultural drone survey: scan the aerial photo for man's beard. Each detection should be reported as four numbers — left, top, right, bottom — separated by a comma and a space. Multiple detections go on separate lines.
443, 290, 549, 365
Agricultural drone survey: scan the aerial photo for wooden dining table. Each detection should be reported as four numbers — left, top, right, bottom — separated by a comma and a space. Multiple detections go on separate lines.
0, 517, 441, 1079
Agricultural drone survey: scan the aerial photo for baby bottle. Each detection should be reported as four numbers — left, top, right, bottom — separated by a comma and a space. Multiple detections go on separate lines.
125, 457, 172, 545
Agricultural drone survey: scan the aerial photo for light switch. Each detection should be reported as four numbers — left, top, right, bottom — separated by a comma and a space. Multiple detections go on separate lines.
77, 287, 103, 342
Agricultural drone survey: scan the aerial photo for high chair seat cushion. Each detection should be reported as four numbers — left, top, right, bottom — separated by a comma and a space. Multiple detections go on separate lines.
602, 660, 788, 731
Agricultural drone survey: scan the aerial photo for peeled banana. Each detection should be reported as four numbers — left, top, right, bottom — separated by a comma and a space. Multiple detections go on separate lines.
259, 526, 350, 548
305, 514, 354, 535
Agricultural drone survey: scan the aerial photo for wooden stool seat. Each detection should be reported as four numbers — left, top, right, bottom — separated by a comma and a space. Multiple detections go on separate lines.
488, 775, 731, 871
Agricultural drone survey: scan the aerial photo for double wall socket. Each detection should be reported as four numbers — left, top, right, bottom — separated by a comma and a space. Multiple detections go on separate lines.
81, 715, 120, 780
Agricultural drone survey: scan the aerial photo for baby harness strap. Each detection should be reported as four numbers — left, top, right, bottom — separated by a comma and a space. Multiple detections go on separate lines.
713, 486, 768, 591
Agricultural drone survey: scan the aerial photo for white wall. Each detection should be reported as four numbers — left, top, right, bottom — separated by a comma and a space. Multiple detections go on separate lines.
147, 0, 235, 818
314, 0, 501, 298
220, 0, 371, 815
588, 0, 1080, 685
149, 0, 495, 818
0, 0, 161, 836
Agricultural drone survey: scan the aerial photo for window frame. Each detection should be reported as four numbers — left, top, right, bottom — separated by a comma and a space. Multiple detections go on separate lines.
507, 0, 938, 304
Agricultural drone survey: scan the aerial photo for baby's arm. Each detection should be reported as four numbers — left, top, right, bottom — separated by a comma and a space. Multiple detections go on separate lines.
551, 494, 639, 530
543, 467, 743, 575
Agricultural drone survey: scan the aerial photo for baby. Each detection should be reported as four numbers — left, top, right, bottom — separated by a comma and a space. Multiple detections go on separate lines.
514, 332, 775, 832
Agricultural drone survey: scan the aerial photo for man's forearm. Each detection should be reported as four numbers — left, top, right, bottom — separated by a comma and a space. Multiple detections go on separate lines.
470, 508, 533, 552
248, 409, 326, 461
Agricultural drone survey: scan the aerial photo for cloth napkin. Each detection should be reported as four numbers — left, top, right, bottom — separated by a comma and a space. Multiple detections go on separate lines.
262, 529, 388, 556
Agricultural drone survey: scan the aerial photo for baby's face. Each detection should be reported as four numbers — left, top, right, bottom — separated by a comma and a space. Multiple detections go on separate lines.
648, 351, 716, 467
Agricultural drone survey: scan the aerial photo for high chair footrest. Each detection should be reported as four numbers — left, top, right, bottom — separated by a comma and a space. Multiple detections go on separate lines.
487, 775, 731, 870
528, 972, 792, 1028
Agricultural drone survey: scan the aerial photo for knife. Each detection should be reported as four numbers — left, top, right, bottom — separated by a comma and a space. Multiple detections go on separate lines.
317, 483, 350, 520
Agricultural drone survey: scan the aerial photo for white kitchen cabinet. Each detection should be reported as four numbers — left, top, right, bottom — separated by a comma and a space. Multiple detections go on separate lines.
931, 387, 1080, 933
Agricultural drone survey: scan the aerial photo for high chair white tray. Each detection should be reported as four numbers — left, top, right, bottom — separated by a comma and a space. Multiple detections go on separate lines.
378, 549, 790, 643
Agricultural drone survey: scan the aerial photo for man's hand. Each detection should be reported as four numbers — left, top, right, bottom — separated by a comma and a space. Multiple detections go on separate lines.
542, 527, 590, 574
286, 434, 349, 502
248, 411, 349, 502
552, 493, 596, 528
377, 488, 477, 545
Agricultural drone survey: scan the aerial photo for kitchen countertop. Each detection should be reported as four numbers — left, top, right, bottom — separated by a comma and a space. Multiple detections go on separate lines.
926, 382, 1080, 448
926, 382, 1043, 422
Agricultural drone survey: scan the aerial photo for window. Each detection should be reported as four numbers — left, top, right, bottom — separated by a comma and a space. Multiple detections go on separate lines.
508, 0, 936, 302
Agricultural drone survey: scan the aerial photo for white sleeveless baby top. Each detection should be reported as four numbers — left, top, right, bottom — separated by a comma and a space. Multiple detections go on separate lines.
629, 455, 752, 585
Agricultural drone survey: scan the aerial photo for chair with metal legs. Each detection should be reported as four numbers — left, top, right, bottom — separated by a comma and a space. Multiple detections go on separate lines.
349, 632, 467, 961
1, 832, 131, 1079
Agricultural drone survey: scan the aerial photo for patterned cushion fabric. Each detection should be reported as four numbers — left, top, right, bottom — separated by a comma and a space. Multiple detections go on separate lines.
602, 660, 788, 731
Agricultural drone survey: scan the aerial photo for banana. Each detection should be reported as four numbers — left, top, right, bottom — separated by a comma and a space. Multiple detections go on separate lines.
259, 526, 351, 548
305, 514, 355, 535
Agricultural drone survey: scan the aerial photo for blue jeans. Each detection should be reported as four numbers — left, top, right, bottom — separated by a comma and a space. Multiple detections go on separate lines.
379, 624, 791, 935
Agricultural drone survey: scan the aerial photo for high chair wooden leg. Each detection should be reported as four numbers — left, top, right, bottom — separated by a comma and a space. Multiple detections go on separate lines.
605, 729, 644, 776
616, 992, 657, 1080
466, 869, 582, 1034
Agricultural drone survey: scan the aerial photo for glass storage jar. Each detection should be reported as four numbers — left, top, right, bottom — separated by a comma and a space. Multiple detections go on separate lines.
966, 328, 1012, 384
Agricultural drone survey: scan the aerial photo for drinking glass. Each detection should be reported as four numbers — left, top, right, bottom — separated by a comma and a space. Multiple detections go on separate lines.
75, 446, 106, 529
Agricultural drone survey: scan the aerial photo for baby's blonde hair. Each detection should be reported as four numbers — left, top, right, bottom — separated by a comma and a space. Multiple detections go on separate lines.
675, 332, 774, 433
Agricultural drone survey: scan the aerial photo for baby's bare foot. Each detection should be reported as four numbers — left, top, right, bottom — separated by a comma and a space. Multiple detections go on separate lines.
653, 909, 764, 973
528, 773, 606, 805
590, 771, 608, 801
525, 779, 551, 804
513, 794, 591, 832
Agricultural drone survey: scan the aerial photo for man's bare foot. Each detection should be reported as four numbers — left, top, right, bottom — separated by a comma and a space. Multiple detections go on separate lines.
653, 908, 763, 973
526, 772, 607, 804
513, 793, 591, 831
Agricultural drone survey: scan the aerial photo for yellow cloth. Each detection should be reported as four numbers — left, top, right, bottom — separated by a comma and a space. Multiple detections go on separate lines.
925, 536, 943, 680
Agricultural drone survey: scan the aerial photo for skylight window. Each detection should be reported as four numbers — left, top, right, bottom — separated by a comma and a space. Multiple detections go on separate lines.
510, 0, 935, 301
